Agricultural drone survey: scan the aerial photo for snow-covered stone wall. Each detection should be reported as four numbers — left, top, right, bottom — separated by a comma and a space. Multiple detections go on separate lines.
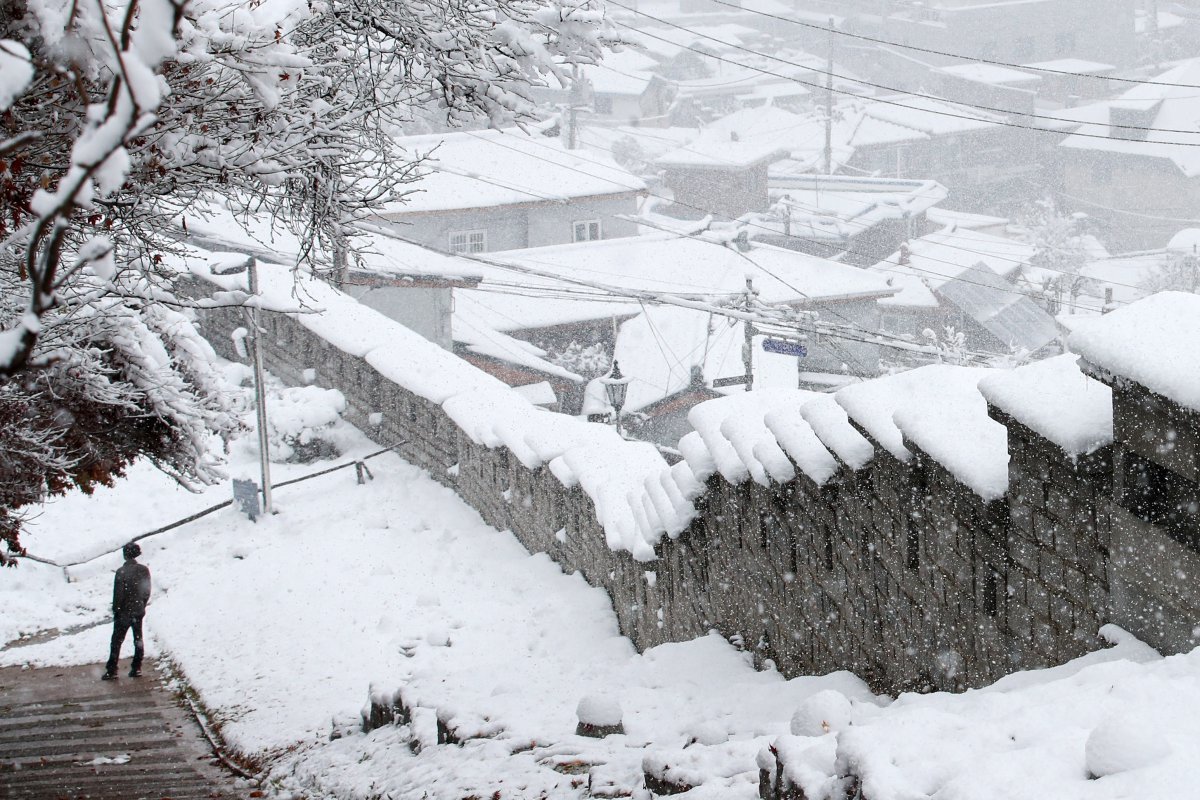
186, 272, 1197, 695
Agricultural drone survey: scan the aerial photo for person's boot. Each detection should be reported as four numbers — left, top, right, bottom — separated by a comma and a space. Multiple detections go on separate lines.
101, 672, 118, 681
128, 668, 142, 678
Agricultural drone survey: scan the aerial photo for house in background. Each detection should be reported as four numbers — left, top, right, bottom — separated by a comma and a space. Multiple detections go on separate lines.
870, 228, 1060, 357
756, 173, 948, 266
1058, 59, 1200, 251
451, 234, 897, 430
802, 0, 1136, 83
655, 138, 787, 220
371, 129, 646, 255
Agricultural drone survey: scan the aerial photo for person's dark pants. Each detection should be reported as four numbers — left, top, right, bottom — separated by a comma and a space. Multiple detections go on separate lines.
105, 614, 144, 675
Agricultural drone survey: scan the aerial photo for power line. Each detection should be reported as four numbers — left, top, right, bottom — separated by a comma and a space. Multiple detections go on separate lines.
608, 2, 1200, 139
365, 220, 1012, 364
700, 0, 1200, 90
458, 128, 1121, 313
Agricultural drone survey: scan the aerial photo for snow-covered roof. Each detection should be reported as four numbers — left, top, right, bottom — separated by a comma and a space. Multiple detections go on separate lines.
613, 305, 811, 415
925, 207, 1010, 231
860, 95, 1005, 138
937, 63, 1041, 85
936, 265, 1061, 354
485, 233, 896, 307
980, 354, 1114, 456
584, 47, 662, 96
1167, 228, 1200, 255
766, 175, 948, 242
1071, 291, 1200, 411
871, 227, 1036, 309
379, 129, 646, 215
655, 138, 787, 169
1059, 59, 1200, 177
454, 312, 584, 383
1021, 58, 1116, 75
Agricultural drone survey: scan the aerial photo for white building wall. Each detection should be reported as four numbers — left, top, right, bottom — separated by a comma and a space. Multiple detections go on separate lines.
526, 195, 640, 248
374, 194, 640, 254
343, 286, 454, 349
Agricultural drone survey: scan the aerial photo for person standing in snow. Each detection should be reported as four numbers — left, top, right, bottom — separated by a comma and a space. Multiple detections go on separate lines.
102, 542, 152, 680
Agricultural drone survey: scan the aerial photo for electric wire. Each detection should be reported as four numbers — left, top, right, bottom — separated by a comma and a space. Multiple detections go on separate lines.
458, 128, 1123, 313
604, 8, 1200, 146
699, 0, 1200, 90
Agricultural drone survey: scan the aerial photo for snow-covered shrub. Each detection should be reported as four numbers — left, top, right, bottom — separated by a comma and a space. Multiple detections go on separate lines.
549, 341, 612, 380
790, 690, 854, 737
262, 386, 349, 464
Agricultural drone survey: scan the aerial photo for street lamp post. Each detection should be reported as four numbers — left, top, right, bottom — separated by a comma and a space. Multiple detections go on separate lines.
601, 360, 631, 438
214, 254, 272, 516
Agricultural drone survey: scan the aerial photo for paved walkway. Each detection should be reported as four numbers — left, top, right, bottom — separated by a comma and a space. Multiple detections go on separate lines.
0, 660, 243, 799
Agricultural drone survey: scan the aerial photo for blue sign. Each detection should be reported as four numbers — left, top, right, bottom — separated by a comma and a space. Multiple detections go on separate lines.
762, 338, 808, 357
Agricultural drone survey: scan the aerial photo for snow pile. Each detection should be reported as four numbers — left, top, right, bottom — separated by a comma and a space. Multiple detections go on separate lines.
790, 689, 856, 737
763, 408, 840, 486
1084, 713, 1171, 779
577, 694, 623, 728
835, 369, 933, 462
979, 354, 1114, 456
1071, 292, 1200, 411
801, 628, 1191, 800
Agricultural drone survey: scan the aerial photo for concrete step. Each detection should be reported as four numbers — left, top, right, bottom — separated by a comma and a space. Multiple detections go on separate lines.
0, 662, 241, 800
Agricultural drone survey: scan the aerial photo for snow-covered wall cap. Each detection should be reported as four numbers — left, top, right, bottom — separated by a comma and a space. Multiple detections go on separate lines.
763, 409, 839, 486
190, 255, 681, 558
835, 369, 938, 462
799, 395, 874, 471
1070, 292, 1200, 412
979, 354, 1114, 457
890, 365, 1008, 501
678, 431, 717, 484
688, 390, 821, 486
560, 439, 667, 562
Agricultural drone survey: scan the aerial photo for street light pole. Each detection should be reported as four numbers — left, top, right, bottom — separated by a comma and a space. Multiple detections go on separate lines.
602, 360, 630, 438
246, 257, 273, 515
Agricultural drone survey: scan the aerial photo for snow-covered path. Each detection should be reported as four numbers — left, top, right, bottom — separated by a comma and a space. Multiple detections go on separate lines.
3, 422, 873, 799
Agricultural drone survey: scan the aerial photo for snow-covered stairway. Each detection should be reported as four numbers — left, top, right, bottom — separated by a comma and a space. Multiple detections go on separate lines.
0, 661, 238, 799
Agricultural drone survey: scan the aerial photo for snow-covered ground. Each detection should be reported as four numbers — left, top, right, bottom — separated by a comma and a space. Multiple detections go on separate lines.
1, 372, 873, 799
6, 367, 1200, 800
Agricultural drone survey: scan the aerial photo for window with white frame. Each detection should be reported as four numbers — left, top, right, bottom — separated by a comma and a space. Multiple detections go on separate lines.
448, 229, 487, 254
573, 220, 601, 243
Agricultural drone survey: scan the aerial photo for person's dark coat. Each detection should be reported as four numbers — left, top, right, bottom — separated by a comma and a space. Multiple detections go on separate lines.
113, 560, 151, 619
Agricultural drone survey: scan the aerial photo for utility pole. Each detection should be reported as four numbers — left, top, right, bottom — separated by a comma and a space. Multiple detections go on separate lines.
246, 258, 273, 516
742, 277, 758, 392
824, 16, 835, 175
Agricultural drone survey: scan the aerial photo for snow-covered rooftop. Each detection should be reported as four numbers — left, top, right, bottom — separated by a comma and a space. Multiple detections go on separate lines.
485, 233, 896, 307
937, 63, 1041, 85
379, 129, 646, 215
1021, 58, 1117, 75
872, 227, 1036, 303
980, 354, 1114, 456
766, 175, 948, 242
1071, 291, 1200, 411
1060, 59, 1200, 177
